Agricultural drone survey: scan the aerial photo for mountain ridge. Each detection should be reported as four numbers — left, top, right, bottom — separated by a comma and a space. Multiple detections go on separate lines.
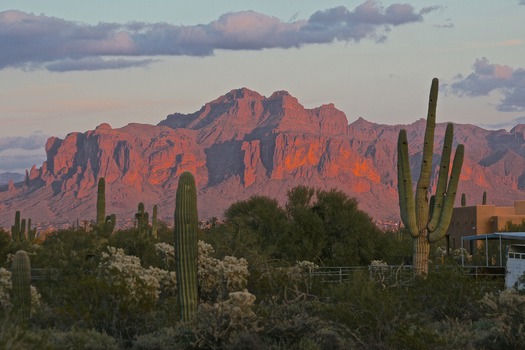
1, 88, 525, 228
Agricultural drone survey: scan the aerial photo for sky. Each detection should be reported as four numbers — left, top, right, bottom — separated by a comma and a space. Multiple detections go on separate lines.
0, 0, 524, 173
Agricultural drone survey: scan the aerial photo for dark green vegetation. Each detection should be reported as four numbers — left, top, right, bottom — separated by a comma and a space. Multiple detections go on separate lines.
0, 182, 518, 349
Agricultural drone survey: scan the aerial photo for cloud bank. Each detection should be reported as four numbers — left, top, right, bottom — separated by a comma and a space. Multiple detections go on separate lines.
0, 131, 48, 152
480, 116, 525, 130
0, 1, 438, 72
448, 58, 525, 112
0, 132, 48, 173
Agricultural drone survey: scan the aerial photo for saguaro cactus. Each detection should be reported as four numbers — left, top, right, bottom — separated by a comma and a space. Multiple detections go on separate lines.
135, 202, 149, 234
151, 205, 158, 238
20, 219, 26, 240
174, 172, 199, 322
96, 177, 106, 228
104, 214, 117, 235
27, 218, 35, 241
11, 211, 21, 242
11, 250, 32, 323
397, 78, 464, 275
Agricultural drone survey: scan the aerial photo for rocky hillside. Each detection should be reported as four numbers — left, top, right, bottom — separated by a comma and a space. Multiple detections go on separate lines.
1, 88, 525, 228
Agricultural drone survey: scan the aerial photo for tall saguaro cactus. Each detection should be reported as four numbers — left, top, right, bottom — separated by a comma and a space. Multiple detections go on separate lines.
96, 177, 106, 228
397, 78, 464, 275
136, 202, 149, 234
11, 250, 32, 323
151, 205, 158, 238
174, 172, 199, 322
461, 193, 467, 207
11, 210, 21, 242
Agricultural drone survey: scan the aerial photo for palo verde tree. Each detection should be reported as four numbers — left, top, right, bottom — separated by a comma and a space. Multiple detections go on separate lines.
397, 78, 464, 275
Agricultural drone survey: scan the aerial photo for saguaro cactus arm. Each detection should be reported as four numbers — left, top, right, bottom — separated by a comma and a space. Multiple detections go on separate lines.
428, 144, 464, 242
397, 129, 418, 236
427, 123, 454, 232
415, 78, 438, 232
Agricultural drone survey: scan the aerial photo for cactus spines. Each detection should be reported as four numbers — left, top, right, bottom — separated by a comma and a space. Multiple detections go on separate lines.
397, 78, 464, 275
482, 191, 487, 205
11, 250, 32, 323
96, 177, 106, 228
174, 172, 199, 322
151, 205, 158, 238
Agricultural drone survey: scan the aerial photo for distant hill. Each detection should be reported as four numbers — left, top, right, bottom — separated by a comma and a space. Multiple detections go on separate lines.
0, 172, 24, 186
1, 87, 525, 228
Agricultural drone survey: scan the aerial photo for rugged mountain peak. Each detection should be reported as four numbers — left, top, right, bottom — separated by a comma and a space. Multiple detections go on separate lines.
158, 88, 348, 143
510, 124, 525, 140
3, 89, 525, 228
220, 87, 264, 102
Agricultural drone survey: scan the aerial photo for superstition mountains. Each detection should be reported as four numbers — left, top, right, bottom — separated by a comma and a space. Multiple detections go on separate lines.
2, 87, 525, 228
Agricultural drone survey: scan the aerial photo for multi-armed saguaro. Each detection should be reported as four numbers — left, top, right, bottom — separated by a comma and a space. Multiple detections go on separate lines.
174, 171, 199, 322
96, 177, 117, 235
397, 78, 464, 275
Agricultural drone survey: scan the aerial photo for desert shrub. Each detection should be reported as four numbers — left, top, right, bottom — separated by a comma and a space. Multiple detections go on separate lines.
134, 290, 259, 350
475, 289, 525, 349
46, 328, 119, 350
0, 316, 48, 350
410, 267, 497, 321
256, 301, 358, 350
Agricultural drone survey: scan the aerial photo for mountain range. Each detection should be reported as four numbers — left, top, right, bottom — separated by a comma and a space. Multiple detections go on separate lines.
1, 88, 525, 229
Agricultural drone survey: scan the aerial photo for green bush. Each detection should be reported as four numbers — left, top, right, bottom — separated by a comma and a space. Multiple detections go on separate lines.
46, 328, 119, 350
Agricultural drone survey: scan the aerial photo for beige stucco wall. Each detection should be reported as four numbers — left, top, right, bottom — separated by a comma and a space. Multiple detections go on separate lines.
445, 201, 525, 251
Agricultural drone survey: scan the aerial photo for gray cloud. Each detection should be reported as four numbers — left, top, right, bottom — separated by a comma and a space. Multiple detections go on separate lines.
480, 116, 525, 130
0, 132, 48, 173
447, 58, 525, 112
0, 151, 46, 174
0, 131, 48, 152
46, 57, 158, 72
0, 1, 438, 72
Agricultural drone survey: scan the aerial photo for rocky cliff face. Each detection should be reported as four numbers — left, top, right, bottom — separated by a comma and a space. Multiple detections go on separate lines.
2, 88, 525, 228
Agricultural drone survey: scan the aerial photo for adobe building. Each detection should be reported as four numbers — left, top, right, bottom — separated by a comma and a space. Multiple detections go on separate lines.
446, 200, 525, 252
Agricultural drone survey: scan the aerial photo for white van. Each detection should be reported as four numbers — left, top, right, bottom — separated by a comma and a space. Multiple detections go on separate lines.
506, 244, 525, 290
